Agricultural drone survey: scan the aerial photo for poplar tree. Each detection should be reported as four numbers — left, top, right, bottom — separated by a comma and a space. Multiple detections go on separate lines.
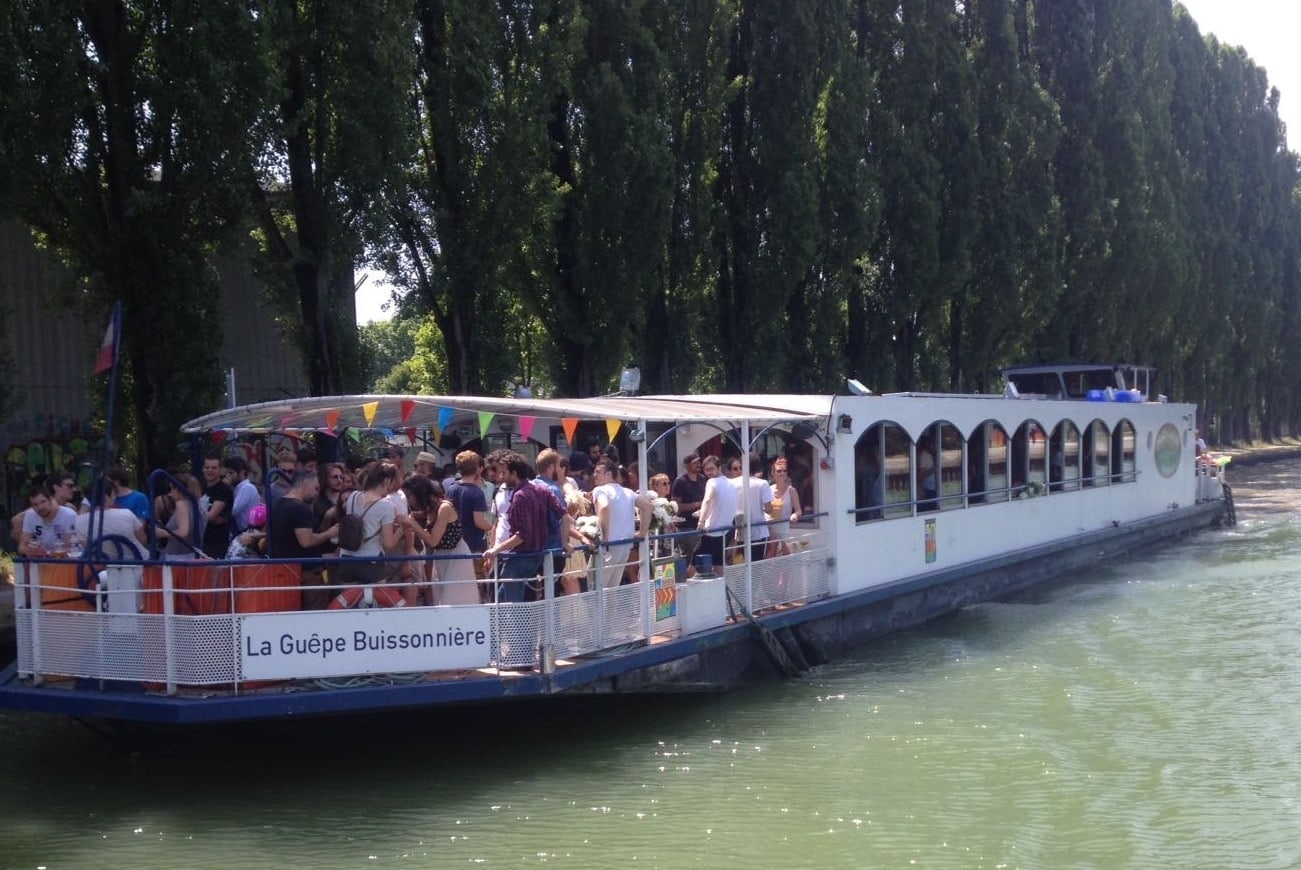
1, 0, 263, 469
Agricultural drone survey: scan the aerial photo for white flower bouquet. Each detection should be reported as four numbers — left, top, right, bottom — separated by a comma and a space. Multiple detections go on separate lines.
650, 497, 678, 534
574, 514, 602, 548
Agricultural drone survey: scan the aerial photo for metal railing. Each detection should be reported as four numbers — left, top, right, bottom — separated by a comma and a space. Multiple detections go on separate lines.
12, 524, 830, 694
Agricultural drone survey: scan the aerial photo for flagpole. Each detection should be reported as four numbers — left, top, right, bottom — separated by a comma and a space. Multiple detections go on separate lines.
91, 302, 124, 549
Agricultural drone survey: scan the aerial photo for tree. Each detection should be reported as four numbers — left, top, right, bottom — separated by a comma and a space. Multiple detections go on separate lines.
248, 0, 417, 396
1, 0, 265, 469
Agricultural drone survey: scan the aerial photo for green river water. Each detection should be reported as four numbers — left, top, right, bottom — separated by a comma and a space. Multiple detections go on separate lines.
1, 460, 1298, 869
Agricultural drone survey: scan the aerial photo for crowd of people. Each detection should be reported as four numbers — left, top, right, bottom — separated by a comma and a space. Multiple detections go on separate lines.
10, 437, 810, 610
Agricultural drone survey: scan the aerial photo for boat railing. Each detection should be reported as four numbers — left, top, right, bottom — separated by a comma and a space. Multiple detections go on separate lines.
11, 524, 832, 694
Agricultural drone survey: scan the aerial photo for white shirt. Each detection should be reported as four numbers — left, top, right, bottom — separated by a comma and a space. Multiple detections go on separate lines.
22, 505, 78, 551
593, 482, 636, 544
74, 508, 145, 559
698, 475, 739, 537
732, 475, 774, 541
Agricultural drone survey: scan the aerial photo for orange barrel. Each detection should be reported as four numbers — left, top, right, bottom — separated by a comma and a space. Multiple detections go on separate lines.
35, 560, 95, 612
233, 562, 303, 613
140, 562, 233, 615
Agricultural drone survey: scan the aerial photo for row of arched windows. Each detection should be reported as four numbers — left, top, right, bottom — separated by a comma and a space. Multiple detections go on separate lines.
853, 418, 1137, 522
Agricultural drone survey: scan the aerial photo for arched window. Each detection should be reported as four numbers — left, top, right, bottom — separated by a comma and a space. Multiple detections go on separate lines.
914, 421, 964, 512
967, 420, 1010, 505
1082, 419, 1111, 487
1112, 419, 1136, 483
1050, 420, 1081, 492
854, 422, 910, 522
1012, 420, 1048, 495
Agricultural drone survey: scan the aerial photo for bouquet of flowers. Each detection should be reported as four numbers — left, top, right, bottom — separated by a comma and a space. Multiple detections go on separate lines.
574, 514, 602, 548
650, 497, 678, 534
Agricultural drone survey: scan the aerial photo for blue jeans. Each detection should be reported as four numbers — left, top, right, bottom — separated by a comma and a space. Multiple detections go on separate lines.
497, 554, 541, 603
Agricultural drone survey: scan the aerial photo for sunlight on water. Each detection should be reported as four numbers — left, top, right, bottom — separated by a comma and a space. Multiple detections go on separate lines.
3, 461, 1301, 868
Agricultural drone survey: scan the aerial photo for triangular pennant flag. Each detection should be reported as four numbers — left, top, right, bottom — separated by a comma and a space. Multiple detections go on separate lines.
518, 415, 537, 441
211, 431, 226, 445
405, 427, 416, 443
561, 417, 580, 447
478, 411, 495, 435
438, 406, 454, 431
400, 399, 415, 424
606, 418, 623, 443
362, 401, 379, 427
325, 409, 340, 432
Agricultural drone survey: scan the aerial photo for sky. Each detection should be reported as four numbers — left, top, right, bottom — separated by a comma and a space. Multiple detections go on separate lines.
1177, 0, 1301, 137
351, 2, 1301, 326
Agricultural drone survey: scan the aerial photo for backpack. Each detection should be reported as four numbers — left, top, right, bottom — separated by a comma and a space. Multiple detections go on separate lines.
338, 492, 380, 551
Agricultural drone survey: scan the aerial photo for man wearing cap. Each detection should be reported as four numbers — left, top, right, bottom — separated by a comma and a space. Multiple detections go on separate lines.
671, 452, 707, 561
414, 451, 441, 479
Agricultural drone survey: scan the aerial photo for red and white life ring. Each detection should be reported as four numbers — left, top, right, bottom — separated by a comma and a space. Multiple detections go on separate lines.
328, 584, 407, 610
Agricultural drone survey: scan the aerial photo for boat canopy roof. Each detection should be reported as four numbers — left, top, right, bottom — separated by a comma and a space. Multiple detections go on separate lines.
179, 393, 834, 435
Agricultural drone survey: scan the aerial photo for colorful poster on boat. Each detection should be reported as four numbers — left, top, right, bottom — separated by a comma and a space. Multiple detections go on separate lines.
925, 518, 937, 563
240, 607, 492, 680
653, 557, 678, 620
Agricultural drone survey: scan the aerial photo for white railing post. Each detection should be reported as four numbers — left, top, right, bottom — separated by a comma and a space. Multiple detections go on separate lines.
541, 552, 555, 675
742, 420, 754, 612
638, 417, 652, 640
26, 562, 43, 685
162, 563, 178, 695
640, 532, 653, 640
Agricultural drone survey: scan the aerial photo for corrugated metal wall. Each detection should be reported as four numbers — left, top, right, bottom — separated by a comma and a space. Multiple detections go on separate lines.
0, 218, 308, 529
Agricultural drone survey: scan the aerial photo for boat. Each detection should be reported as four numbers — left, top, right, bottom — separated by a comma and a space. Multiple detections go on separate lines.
0, 366, 1232, 723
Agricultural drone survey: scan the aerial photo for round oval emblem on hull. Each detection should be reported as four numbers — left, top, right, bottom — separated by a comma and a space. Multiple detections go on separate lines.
1154, 423, 1182, 478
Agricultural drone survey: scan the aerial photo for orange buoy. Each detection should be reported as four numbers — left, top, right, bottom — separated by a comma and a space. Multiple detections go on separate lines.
327, 584, 406, 610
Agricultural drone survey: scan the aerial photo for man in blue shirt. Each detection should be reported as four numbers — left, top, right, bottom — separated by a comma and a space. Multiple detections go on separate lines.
107, 466, 150, 521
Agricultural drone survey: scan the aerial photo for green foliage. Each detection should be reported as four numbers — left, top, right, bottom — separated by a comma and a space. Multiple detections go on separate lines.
4, 0, 1301, 448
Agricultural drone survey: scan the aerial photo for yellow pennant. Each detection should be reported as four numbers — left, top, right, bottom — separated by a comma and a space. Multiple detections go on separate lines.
605, 418, 622, 443
362, 401, 379, 427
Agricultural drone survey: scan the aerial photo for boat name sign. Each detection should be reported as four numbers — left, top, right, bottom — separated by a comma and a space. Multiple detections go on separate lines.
240, 607, 492, 680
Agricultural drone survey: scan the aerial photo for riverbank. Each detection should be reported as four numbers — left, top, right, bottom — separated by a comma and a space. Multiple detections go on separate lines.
1, 436, 1296, 665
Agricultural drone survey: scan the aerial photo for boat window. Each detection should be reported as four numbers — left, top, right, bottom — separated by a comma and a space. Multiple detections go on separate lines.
1082, 420, 1111, 487
967, 420, 1009, 505
915, 421, 963, 513
853, 422, 909, 522
1012, 420, 1048, 496
1112, 419, 1136, 483
1050, 420, 1081, 492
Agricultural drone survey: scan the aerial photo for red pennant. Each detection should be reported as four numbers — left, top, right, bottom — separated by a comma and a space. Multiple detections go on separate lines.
400, 399, 415, 424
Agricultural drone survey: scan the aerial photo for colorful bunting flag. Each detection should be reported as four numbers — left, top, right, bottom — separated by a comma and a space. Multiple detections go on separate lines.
478, 411, 495, 435
325, 409, 340, 432
438, 406, 454, 431
561, 417, 579, 446
362, 401, 378, 427
606, 418, 622, 443
400, 399, 415, 424
518, 415, 537, 441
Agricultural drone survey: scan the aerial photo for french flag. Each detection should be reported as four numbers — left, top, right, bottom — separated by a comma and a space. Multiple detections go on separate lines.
93, 306, 120, 375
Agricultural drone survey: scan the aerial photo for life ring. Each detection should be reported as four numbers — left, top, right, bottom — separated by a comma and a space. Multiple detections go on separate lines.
328, 584, 407, 609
